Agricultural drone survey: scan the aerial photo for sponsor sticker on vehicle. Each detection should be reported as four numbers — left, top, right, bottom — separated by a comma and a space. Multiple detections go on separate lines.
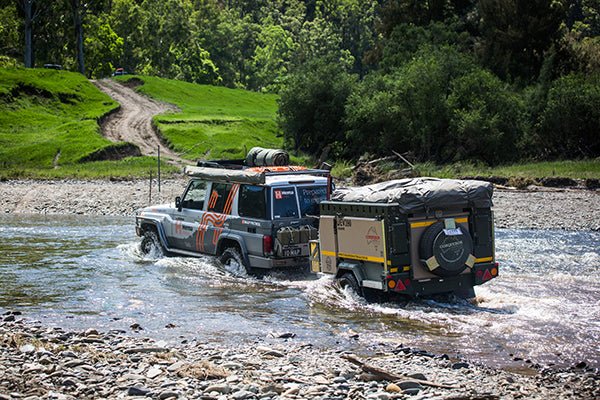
444, 228, 462, 236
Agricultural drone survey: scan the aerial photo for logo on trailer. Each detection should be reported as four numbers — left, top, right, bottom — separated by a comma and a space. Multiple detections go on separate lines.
365, 227, 381, 244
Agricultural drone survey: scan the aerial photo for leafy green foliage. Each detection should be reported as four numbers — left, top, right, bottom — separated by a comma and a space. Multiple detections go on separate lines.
477, 0, 566, 83
447, 69, 525, 164
535, 73, 600, 158
278, 58, 356, 156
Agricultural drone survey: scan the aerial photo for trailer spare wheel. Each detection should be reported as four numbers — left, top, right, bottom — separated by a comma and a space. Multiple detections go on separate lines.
419, 222, 473, 277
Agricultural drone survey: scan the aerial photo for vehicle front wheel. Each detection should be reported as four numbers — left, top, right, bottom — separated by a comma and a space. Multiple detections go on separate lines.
219, 248, 249, 276
140, 230, 164, 256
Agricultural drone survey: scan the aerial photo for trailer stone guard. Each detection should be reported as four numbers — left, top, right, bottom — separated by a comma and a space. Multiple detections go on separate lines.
311, 178, 498, 299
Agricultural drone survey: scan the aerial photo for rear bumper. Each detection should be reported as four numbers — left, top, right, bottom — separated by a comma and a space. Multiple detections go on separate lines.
248, 254, 309, 269
389, 263, 498, 297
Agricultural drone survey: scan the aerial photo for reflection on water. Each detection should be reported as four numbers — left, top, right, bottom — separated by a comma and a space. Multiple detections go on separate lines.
0, 214, 598, 371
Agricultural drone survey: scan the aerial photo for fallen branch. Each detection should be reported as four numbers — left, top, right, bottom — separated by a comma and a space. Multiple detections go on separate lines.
341, 354, 458, 389
391, 150, 415, 169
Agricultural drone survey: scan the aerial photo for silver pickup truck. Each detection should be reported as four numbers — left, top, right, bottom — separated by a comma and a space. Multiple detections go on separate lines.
135, 163, 331, 273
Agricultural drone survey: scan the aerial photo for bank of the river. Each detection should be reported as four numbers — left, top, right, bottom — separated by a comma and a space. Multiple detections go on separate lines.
1, 180, 599, 231
1, 314, 597, 400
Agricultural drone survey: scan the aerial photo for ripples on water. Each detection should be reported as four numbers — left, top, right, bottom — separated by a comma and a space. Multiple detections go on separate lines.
0, 214, 598, 370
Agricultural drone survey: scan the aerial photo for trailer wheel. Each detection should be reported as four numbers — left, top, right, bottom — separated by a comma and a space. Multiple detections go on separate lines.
338, 272, 361, 296
419, 222, 473, 277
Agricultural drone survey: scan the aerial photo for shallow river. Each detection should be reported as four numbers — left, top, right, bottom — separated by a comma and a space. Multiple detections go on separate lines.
0, 214, 598, 372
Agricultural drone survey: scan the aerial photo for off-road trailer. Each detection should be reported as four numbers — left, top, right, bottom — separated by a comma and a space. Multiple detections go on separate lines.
310, 178, 498, 299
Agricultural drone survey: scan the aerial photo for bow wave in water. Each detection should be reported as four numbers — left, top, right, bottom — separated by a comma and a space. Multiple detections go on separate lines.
0, 214, 598, 370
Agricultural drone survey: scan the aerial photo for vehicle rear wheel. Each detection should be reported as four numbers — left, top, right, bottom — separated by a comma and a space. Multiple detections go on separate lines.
219, 248, 249, 276
140, 230, 164, 256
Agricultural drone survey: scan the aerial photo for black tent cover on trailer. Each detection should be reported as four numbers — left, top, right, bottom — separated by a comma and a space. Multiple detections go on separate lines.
331, 178, 493, 213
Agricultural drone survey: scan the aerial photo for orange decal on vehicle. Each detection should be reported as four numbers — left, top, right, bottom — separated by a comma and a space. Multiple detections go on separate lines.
195, 184, 239, 252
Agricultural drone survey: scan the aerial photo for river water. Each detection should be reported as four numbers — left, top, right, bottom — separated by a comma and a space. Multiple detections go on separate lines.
0, 214, 598, 372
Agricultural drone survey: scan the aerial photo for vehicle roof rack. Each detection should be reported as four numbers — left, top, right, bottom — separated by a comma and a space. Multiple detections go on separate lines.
196, 159, 246, 170
185, 165, 330, 185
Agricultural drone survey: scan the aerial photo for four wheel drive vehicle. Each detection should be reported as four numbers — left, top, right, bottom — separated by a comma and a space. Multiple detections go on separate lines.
310, 178, 498, 299
112, 68, 127, 76
135, 161, 332, 273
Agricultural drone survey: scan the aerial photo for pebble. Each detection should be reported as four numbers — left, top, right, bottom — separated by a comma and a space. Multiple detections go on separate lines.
19, 344, 36, 354
451, 362, 469, 370
205, 383, 230, 394
158, 390, 179, 399
0, 317, 596, 400
127, 385, 151, 396
231, 390, 254, 399
385, 383, 401, 393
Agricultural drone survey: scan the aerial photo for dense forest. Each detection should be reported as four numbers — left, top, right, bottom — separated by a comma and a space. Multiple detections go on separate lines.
1, 0, 599, 165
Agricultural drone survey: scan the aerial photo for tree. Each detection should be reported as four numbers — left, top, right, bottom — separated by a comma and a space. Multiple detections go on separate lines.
0, 2, 21, 61
477, 0, 566, 83
67, 0, 110, 75
16, 0, 45, 67
346, 46, 477, 161
535, 72, 600, 158
250, 24, 296, 92
446, 69, 525, 163
278, 57, 356, 155
84, 13, 124, 78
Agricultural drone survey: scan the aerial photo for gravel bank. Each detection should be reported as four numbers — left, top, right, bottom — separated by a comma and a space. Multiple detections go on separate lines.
1, 180, 599, 231
1, 314, 598, 400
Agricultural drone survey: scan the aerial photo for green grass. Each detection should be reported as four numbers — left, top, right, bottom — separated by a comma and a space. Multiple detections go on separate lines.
415, 160, 600, 180
115, 75, 283, 160
1, 157, 179, 179
0, 67, 180, 179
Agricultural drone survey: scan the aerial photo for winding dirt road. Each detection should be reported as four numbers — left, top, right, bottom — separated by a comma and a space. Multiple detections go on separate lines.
92, 79, 184, 164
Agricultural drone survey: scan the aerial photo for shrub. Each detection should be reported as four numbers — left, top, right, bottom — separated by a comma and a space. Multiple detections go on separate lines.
277, 58, 356, 156
536, 73, 600, 158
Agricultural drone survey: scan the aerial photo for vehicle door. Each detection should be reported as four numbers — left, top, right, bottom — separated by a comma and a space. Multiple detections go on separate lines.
169, 179, 207, 252
200, 182, 239, 255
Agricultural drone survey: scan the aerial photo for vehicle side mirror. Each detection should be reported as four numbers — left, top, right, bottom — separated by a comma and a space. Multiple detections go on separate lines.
175, 196, 182, 211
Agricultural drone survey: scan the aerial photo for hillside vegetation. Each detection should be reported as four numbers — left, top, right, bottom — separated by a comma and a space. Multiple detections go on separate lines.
0, 68, 176, 179
1, 1, 599, 176
116, 76, 282, 160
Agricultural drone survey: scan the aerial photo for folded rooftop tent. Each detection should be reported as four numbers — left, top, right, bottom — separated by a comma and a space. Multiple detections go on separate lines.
331, 177, 493, 214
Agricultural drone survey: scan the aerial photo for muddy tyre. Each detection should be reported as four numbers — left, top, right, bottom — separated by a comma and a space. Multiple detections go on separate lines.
220, 248, 249, 276
140, 230, 164, 256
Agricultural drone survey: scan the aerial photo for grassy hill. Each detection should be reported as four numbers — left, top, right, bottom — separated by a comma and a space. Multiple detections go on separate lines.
116, 75, 282, 160
0, 67, 176, 179
0, 69, 286, 179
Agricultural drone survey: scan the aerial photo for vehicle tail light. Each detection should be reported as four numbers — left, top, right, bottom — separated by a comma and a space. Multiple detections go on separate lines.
263, 235, 273, 255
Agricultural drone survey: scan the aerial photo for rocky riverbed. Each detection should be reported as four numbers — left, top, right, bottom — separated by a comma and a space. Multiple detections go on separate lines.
1, 313, 598, 400
0, 179, 599, 231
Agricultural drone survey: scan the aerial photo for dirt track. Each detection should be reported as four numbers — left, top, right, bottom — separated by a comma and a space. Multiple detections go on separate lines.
92, 79, 184, 164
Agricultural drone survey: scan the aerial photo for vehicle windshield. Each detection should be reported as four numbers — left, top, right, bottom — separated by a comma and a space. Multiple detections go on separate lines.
272, 187, 299, 219
298, 186, 328, 217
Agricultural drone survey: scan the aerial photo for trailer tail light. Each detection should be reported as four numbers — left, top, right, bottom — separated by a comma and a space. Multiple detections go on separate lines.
387, 275, 410, 292
263, 235, 273, 255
